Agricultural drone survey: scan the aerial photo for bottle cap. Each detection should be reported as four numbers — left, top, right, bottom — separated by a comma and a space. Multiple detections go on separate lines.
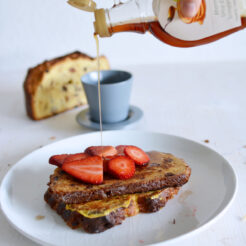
94, 9, 111, 37
67, 0, 96, 12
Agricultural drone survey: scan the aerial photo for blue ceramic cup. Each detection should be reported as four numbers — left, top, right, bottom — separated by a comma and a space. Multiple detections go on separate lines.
81, 70, 132, 123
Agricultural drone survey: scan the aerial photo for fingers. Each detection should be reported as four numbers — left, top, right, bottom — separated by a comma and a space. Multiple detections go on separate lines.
179, 0, 202, 18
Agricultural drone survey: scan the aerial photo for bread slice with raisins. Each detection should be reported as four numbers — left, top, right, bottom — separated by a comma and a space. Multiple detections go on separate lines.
23, 51, 110, 120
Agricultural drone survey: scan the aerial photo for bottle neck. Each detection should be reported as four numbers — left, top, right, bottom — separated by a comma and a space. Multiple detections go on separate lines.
94, 0, 156, 37
94, 9, 110, 37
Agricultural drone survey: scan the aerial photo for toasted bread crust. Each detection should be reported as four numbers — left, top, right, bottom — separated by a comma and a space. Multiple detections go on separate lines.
48, 152, 191, 204
23, 51, 110, 120
44, 187, 179, 233
24, 51, 107, 97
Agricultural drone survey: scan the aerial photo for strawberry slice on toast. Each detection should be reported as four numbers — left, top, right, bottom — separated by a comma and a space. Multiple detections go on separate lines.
85, 146, 117, 158
49, 154, 68, 168
49, 153, 89, 167
116, 145, 128, 155
62, 156, 103, 184
124, 146, 150, 165
64, 153, 89, 163
108, 156, 135, 180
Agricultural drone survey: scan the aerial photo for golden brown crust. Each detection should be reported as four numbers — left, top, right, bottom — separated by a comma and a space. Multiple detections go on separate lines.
24, 51, 104, 95
44, 186, 180, 233
23, 51, 109, 120
48, 151, 191, 204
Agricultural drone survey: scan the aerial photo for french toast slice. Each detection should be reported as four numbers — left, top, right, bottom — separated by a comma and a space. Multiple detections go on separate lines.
44, 186, 180, 233
47, 151, 191, 204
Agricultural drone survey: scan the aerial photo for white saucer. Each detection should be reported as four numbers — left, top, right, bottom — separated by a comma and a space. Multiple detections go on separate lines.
76, 105, 143, 130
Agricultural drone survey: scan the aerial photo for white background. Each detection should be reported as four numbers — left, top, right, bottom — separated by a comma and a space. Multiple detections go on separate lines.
1, 0, 246, 73
1, 1, 246, 245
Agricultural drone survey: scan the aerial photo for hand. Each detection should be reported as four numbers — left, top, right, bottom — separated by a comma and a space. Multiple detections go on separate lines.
179, 0, 202, 18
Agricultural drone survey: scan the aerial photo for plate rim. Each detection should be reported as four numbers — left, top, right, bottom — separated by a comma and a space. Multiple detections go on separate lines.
0, 130, 238, 246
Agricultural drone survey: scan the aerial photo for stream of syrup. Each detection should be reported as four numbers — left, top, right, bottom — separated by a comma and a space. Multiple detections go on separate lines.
94, 34, 103, 146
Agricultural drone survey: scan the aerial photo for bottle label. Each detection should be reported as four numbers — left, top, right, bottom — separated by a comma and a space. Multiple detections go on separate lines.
153, 0, 241, 41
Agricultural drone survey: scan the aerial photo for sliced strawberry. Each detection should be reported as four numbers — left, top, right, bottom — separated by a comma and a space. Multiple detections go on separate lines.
103, 158, 109, 173
62, 156, 103, 184
116, 145, 128, 155
124, 146, 150, 165
64, 152, 89, 163
49, 154, 68, 167
108, 156, 135, 180
103, 155, 116, 173
85, 146, 117, 158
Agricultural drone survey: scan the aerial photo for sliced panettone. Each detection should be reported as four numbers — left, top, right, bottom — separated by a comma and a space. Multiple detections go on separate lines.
23, 51, 110, 120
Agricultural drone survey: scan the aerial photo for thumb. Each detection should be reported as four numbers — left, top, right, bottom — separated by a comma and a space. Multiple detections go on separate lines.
180, 0, 202, 18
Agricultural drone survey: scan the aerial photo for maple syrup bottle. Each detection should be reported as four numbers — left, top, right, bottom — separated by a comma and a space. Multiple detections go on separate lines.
94, 0, 246, 47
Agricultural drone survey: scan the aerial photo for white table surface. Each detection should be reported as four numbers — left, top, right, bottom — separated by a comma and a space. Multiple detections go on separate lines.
0, 61, 246, 246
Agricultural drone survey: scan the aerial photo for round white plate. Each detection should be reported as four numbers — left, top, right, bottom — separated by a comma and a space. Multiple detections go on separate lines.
0, 131, 237, 246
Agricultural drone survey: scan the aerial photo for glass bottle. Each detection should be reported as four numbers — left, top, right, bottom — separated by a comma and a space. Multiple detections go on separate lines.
93, 0, 246, 47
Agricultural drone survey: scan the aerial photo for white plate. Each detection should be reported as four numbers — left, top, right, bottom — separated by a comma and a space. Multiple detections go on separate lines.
0, 131, 237, 246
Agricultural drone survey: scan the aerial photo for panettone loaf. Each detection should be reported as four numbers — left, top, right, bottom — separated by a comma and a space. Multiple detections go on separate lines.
23, 51, 110, 120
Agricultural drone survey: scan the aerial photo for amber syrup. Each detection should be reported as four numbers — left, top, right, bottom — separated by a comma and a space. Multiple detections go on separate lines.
94, 34, 103, 146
